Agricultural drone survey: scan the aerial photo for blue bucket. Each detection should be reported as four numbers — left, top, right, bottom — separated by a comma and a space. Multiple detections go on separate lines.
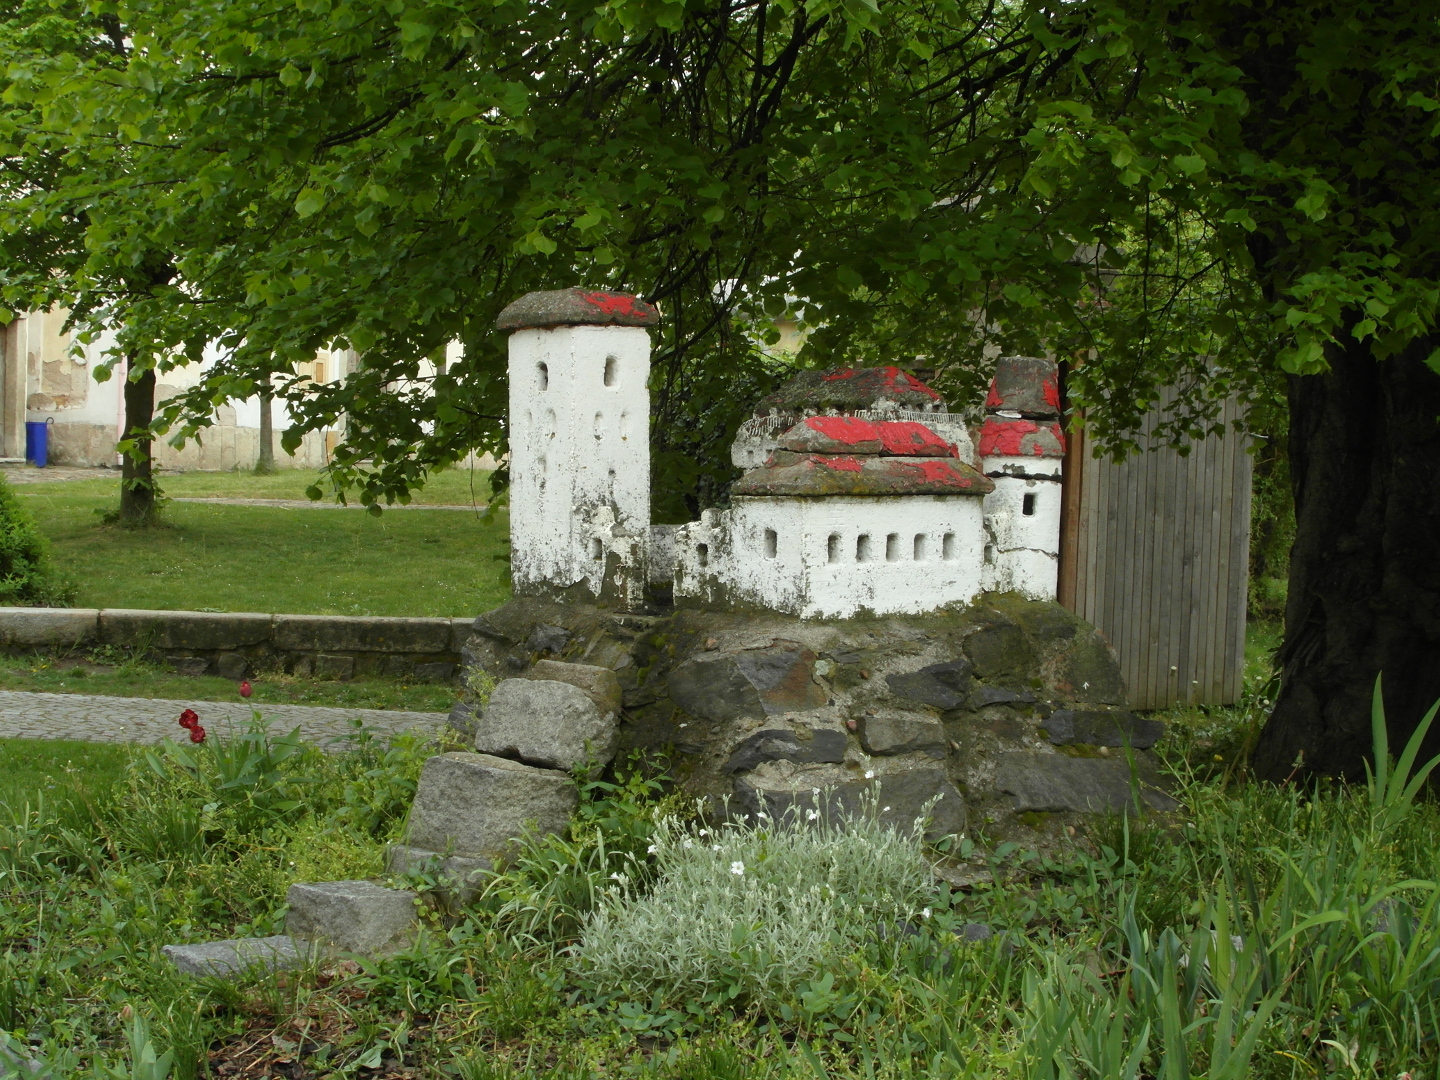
25, 419, 52, 468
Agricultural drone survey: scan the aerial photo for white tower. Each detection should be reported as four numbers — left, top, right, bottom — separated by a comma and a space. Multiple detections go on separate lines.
979, 356, 1066, 599
498, 288, 658, 608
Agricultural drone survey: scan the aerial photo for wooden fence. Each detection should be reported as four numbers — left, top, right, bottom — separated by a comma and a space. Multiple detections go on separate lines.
1059, 393, 1252, 709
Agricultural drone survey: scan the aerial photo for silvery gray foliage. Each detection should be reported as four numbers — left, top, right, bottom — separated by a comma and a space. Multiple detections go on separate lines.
575, 792, 934, 1005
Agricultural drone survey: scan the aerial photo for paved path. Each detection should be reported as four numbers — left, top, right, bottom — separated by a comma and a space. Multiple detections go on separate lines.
0, 690, 448, 749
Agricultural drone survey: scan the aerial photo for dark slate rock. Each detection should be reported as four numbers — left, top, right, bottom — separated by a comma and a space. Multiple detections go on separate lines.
215, 652, 249, 680
859, 715, 947, 757
527, 623, 571, 654
414, 661, 456, 682
957, 922, 993, 942
725, 728, 847, 772
886, 658, 974, 709
1044, 710, 1165, 749
733, 647, 827, 713
964, 625, 1036, 679
495, 288, 659, 330
1054, 629, 1126, 704
995, 753, 1178, 814
734, 767, 966, 840
667, 658, 765, 722
447, 701, 477, 740
968, 684, 1037, 709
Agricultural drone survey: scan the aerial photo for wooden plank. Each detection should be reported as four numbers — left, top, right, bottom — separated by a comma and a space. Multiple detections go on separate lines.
1061, 390, 1252, 708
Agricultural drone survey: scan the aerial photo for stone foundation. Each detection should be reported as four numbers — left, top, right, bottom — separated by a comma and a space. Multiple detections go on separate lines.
460, 592, 1178, 847
0, 606, 470, 682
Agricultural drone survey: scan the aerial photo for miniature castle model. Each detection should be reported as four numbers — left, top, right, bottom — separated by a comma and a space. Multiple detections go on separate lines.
498, 288, 1065, 617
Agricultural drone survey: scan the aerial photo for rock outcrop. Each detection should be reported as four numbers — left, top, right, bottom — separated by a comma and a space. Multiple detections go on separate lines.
459, 591, 1178, 845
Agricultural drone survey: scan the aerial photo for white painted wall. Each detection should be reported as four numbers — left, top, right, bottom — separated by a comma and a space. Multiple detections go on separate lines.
507, 324, 651, 604
980, 467, 1063, 600
674, 495, 988, 618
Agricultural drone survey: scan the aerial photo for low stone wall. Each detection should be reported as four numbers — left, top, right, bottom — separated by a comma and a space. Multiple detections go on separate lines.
0, 607, 472, 682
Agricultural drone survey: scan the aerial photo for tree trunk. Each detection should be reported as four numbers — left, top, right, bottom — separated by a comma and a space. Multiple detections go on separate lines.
119, 362, 158, 525
1252, 335, 1440, 781
256, 378, 275, 474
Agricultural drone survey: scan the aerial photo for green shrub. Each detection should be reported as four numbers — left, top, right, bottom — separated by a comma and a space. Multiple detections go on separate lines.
0, 474, 72, 606
575, 793, 933, 1009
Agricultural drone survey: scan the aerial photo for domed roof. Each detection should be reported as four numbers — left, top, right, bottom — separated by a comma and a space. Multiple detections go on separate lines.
755, 366, 945, 415
733, 416, 992, 497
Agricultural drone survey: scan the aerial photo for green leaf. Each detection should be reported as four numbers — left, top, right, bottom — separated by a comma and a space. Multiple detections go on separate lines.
294, 189, 324, 218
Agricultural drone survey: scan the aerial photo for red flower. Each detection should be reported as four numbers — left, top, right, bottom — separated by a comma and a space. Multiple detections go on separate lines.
189, 725, 207, 744
179, 708, 199, 730
239, 680, 252, 699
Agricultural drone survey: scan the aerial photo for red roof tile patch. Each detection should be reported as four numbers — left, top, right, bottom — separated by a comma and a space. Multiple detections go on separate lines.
978, 418, 1066, 458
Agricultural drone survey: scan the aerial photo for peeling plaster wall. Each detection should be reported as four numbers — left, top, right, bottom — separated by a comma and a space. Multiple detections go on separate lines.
507, 325, 651, 604
981, 454, 1062, 599
674, 495, 988, 618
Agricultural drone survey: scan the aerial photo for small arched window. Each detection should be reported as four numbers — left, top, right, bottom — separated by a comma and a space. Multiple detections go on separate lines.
603, 356, 617, 387
537, 362, 549, 391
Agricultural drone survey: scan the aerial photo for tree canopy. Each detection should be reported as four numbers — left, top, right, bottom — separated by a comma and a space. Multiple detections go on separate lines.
4, 0, 1439, 768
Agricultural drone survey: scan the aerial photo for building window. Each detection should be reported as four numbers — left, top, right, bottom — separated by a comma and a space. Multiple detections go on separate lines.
942, 533, 956, 560
913, 534, 928, 561
538, 362, 549, 391
984, 544, 995, 565
1022, 492, 1037, 516
827, 534, 841, 563
697, 543, 709, 567
591, 539, 604, 561
856, 534, 873, 562
885, 533, 900, 561
764, 528, 778, 558
604, 355, 617, 387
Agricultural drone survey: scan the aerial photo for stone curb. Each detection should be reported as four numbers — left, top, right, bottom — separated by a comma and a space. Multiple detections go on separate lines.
0, 607, 474, 682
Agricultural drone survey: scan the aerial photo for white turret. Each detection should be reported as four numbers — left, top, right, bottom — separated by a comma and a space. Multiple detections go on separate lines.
979, 356, 1066, 599
499, 288, 658, 609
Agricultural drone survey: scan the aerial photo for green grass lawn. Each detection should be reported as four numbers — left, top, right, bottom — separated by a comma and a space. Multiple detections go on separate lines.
0, 652, 457, 710
18, 482, 511, 617
7, 463, 498, 506
0, 736, 132, 811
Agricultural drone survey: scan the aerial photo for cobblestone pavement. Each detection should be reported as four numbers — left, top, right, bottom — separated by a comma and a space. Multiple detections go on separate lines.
0, 690, 448, 748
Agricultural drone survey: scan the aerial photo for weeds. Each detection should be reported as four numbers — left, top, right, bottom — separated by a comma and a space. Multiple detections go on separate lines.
3, 681, 1440, 1078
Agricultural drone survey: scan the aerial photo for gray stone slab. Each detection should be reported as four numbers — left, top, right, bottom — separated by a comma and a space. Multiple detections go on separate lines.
163, 935, 308, 978
286, 880, 417, 955
995, 752, 1179, 814
273, 614, 454, 654
0, 607, 99, 647
98, 609, 273, 651
528, 660, 622, 714
475, 679, 617, 772
407, 752, 578, 858
859, 714, 947, 757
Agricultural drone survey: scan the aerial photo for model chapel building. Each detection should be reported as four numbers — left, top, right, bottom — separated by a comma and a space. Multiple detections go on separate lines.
497, 288, 1066, 618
